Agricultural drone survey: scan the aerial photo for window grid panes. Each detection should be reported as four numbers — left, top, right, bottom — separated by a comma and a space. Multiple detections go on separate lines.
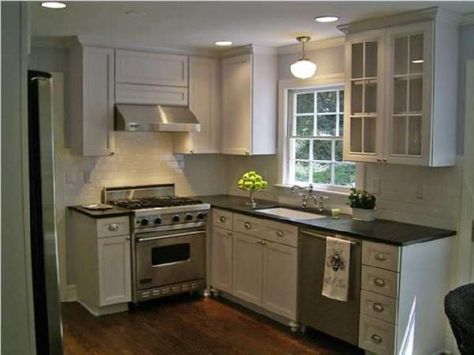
289, 88, 356, 187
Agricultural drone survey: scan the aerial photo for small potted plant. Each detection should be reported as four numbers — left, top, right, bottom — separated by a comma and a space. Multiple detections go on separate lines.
237, 171, 268, 208
347, 188, 376, 222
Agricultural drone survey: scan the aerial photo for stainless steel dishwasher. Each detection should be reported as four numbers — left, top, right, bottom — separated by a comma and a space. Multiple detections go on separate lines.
299, 229, 362, 345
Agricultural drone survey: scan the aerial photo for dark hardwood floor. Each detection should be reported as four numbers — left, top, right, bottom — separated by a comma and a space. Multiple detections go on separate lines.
62, 295, 363, 355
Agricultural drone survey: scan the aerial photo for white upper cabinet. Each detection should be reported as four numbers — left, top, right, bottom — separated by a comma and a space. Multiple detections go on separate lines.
341, 8, 458, 166
70, 45, 115, 156
173, 56, 220, 154
343, 30, 386, 163
221, 47, 278, 155
115, 49, 188, 87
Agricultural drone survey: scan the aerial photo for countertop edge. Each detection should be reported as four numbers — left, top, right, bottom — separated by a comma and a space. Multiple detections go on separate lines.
197, 195, 456, 247
69, 205, 133, 219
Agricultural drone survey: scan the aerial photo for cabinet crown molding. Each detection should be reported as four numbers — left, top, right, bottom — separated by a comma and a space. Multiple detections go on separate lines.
338, 7, 461, 35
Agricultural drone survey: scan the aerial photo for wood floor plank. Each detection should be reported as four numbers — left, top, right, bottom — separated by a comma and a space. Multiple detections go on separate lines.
61, 295, 363, 355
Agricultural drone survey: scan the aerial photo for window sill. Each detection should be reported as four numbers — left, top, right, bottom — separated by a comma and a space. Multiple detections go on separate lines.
273, 183, 351, 196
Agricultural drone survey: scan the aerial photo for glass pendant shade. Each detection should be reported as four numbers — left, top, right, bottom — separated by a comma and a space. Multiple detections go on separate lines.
290, 59, 317, 79
291, 36, 317, 79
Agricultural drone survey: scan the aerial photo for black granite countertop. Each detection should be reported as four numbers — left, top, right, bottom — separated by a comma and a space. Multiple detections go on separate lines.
69, 205, 133, 219
195, 195, 456, 246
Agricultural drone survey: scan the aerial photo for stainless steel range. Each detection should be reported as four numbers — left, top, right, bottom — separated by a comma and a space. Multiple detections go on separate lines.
103, 184, 210, 303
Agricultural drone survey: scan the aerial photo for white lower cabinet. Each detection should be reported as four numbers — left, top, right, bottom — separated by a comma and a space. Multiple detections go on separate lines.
69, 210, 132, 316
97, 235, 131, 306
262, 241, 297, 319
211, 226, 233, 293
232, 232, 263, 305
210, 209, 298, 324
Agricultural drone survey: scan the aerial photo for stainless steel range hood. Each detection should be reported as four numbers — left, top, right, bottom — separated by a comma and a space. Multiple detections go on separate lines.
115, 104, 200, 132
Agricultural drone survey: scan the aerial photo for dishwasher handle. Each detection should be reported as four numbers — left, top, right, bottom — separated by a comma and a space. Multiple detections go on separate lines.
301, 230, 360, 245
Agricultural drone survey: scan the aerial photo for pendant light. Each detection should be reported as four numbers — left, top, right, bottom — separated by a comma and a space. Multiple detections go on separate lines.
290, 36, 317, 80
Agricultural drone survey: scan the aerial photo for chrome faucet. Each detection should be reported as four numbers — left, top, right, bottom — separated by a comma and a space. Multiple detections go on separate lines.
291, 184, 328, 211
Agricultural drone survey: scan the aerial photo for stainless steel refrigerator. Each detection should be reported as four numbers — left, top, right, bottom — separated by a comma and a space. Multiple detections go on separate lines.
28, 70, 63, 354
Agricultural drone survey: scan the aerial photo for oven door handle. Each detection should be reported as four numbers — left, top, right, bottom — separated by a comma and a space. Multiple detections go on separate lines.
136, 230, 204, 243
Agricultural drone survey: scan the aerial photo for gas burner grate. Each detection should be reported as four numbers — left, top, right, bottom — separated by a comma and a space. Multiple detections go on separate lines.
110, 197, 203, 210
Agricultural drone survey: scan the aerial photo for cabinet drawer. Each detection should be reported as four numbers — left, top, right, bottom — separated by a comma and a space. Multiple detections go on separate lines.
359, 314, 395, 355
97, 217, 130, 238
115, 84, 188, 106
361, 266, 399, 298
233, 214, 264, 238
362, 241, 400, 271
212, 209, 233, 230
360, 290, 398, 324
264, 220, 298, 247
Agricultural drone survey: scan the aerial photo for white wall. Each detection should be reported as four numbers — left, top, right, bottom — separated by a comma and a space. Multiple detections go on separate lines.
2, 2, 37, 354
29, 46, 229, 294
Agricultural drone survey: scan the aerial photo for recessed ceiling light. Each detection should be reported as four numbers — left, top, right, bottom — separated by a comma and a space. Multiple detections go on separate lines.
41, 2, 66, 9
315, 16, 339, 23
214, 41, 233, 47
411, 59, 424, 64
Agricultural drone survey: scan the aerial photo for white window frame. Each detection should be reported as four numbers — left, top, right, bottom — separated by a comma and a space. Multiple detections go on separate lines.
277, 74, 365, 194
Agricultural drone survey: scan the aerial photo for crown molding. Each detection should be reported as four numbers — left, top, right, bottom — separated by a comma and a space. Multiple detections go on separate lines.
218, 44, 277, 58
338, 7, 462, 35
277, 36, 344, 55
461, 13, 474, 26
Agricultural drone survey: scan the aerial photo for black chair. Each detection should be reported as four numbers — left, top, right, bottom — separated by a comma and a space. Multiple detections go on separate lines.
445, 283, 474, 355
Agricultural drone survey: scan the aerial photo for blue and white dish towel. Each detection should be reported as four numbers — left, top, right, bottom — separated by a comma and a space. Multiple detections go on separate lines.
322, 236, 351, 302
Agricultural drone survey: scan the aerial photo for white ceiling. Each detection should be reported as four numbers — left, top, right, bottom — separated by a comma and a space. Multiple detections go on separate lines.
31, 1, 474, 51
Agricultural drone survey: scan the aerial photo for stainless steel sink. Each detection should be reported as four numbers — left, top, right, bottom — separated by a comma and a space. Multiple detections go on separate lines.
257, 207, 326, 220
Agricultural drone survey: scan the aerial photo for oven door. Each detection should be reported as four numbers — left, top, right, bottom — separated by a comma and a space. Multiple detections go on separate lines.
135, 228, 205, 290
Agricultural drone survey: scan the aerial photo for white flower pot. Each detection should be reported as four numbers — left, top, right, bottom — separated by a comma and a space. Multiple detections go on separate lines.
352, 208, 376, 222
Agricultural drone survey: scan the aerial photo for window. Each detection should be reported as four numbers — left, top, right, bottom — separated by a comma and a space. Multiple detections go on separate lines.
287, 87, 356, 188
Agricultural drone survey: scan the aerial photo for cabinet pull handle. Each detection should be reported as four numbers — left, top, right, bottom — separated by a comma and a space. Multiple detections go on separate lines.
219, 216, 227, 223
244, 222, 252, 230
227, 231, 232, 236
374, 253, 386, 261
257, 240, 266, 245
109, 223, 119, 231
371, 334, 383, 344
372, 303, 384, 312
276, 231, 284, 237
125, 236, 130, 241
374, 278, 386, 287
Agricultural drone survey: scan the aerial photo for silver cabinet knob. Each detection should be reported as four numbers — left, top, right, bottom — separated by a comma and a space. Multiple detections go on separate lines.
227, 231, 232, 236
374, 278, 386, 287
371, 334, 382, 344
372, 303, 384, 312
244, 222, 252, 230
109, 223, 119, 231
374, 253, 386, 261
276, 231, 284, 237
219, 216, 227, 223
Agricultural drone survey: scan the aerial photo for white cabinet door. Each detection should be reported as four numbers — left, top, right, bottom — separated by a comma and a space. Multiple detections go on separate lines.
173, 56, 220, 154
221, 54, 252, 155
211, 226, 233, 293
115, 49, 188, 87
262, 241, 297, 320
97, 235, 131, 306
384, 22, 433, 166
343, 30, 386, 163
73, 46, 115, 156
232, 232, 263, 305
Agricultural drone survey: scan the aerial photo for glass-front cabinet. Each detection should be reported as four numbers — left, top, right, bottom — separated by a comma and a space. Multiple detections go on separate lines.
385, 22, 432, 165
341, 8, 458, 167
344, 30, 385, 163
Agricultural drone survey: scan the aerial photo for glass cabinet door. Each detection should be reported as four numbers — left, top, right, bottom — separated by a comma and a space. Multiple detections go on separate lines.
390, 33, 424, 157
348, 40, 379, 157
